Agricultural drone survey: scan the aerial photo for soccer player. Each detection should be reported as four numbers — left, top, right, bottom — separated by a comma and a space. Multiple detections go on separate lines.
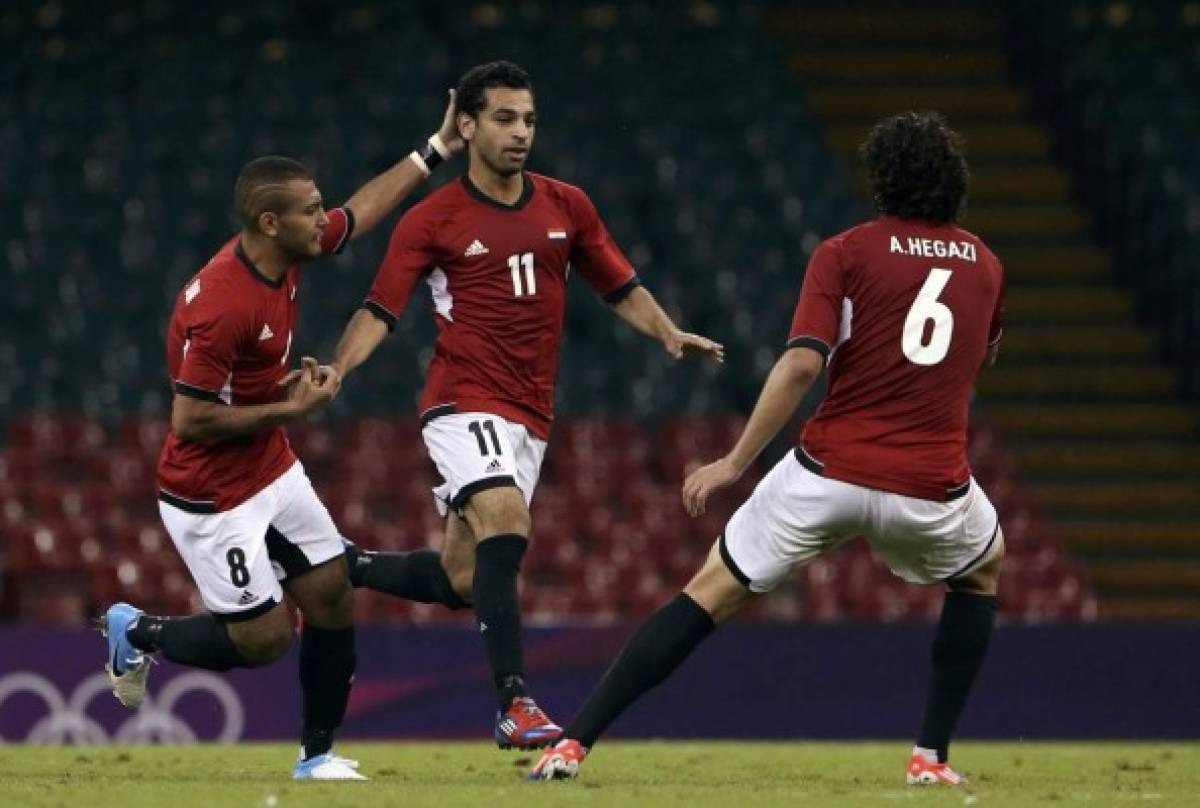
331, 61, 724, 749
530, 111, 1006, 786
99, 94, 464, 781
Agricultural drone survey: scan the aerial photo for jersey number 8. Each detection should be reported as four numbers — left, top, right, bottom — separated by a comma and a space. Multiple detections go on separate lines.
902, 268, 954, 366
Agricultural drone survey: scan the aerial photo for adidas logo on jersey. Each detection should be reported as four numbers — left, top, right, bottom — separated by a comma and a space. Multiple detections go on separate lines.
485, 459, 503, 473
259, 324, 274, 341
464, 239, 489, 257
237, 590, 257, 606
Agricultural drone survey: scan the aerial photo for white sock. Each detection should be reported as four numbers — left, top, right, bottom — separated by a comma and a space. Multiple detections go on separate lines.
912, 745, 939, 763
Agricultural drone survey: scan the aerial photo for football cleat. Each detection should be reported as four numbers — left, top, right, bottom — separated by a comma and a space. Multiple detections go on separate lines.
906, 750, 969, 785
330, 755, 360, 770
528, 738, 587, 781
100, 602, 153, 709
494, 696, 562, 749
293, 751, 368, 781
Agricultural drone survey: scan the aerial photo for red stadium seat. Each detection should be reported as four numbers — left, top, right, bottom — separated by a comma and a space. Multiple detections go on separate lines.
8, 415, 107, 458
117, 419, 170, 457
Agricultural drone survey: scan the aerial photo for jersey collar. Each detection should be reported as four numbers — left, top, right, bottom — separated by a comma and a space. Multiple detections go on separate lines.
461, 172, 535, 211
235, 239, 286, 289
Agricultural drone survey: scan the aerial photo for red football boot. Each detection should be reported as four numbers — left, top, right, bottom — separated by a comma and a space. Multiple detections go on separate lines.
494, 696, 562, 749
528, 738, 588, 780
906, 748, 969, 785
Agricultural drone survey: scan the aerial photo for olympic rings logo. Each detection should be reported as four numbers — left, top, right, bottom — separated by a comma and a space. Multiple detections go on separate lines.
0, 671, 245, 744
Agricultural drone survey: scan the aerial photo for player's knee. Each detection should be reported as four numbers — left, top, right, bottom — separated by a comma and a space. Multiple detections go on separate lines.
683, 542, 754, 624
303, 575, 355, 628
949, 533, 1005, 595
484, 504, 530, 538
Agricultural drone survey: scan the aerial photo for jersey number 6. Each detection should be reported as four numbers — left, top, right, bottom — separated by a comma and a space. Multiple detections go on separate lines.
902, 268, 954, 366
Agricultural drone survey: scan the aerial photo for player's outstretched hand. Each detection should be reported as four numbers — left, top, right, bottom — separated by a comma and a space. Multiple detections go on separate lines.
281, 357, 341, 417
437, 89, 466, 155
665, 330, 724, 364
682, 456, 740, 517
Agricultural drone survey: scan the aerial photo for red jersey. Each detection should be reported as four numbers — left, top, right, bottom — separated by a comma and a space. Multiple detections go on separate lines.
156, 207, 354, 512
788, 216, 1004, 501
365, 173, 637, 438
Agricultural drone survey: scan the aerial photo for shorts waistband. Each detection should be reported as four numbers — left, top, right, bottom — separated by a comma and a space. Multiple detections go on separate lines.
793, 446, 970, 502
158, 489, 218, 514
419, 403, 457, 427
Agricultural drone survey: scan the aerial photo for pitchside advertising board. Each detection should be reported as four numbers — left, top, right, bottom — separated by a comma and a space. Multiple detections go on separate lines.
1, 625, 1197, 742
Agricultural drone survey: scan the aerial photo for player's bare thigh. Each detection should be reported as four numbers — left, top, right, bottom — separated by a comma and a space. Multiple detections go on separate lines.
283, 555, 354, 629
946, 527, 1006, 596
225, 603, 294, 667
683, 540, 759, 624
460, 484, 532, 540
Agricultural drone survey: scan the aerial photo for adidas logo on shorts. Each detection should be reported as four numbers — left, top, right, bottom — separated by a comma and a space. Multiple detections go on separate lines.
237, 590, 257, 606
485, 459, 503, 473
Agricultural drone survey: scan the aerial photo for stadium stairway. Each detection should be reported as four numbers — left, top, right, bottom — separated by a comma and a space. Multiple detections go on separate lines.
770, 5, 1200, 620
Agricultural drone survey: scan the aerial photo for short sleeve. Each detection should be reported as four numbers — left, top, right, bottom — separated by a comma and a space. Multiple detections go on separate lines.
786, 240, 847, 360
319, 206, 356, 255
363, 208, 434, 330
175, 286, 253, 402
566, 187, 638, 303
987, 261, 1005, 346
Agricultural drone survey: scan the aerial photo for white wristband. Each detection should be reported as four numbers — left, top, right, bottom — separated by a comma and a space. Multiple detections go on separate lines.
408, 150, 431, 177
428, 133, 452, 160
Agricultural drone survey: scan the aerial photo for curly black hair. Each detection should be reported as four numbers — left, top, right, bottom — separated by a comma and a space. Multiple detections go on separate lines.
455, 60, 533, 118
860, 111, 969, 224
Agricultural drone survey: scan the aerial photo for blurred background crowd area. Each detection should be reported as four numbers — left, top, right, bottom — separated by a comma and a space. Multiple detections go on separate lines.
2, 0, 1198, 624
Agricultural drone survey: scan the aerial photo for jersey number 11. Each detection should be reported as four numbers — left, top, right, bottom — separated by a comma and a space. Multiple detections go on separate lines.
508, 252, 536, 297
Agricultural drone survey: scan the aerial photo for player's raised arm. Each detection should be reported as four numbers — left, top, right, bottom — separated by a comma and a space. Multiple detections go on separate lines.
329, 193, 435, 379
683, 240, 847, 515
610, 285, 724, 363
340, 90, 465, 240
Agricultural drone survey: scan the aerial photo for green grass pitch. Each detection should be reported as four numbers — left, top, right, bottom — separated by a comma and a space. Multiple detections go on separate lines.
2, 741, 1197, 807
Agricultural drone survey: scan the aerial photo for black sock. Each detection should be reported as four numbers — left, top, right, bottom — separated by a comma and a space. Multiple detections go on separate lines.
473, 533, 528, 709
347, 545, 469, 609
565, 593, 715, 748
917, 591, 998, 762
127, 613, 244, 672
299, 624, 356, 760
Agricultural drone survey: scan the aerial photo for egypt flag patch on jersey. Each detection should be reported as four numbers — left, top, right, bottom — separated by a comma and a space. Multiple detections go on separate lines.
547, 229, 567, 240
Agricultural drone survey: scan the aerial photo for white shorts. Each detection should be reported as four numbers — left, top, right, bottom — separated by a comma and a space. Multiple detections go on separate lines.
421, 411, 547, 517
157, 461, 346, 620
723, 451, 1000, 591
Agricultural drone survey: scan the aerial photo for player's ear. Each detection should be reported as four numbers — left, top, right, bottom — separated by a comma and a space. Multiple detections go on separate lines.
457, 112, 475, 143
257, 211, 280, 238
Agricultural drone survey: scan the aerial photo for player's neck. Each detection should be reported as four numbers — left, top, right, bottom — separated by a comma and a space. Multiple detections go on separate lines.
467, 162, 525, 206
238, 233, 290, 283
